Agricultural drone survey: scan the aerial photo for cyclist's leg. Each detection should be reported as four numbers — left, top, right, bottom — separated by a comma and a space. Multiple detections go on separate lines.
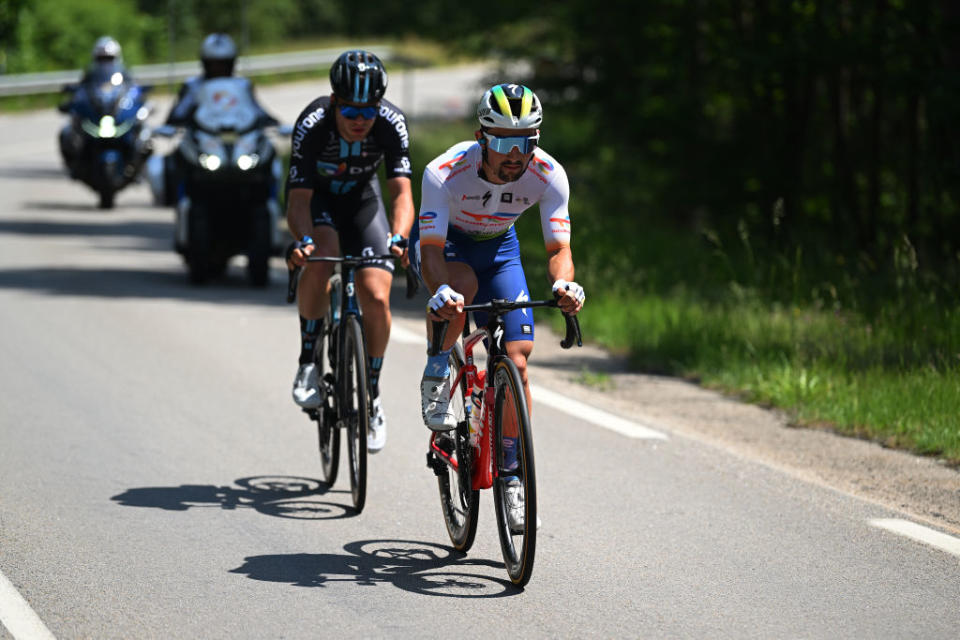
338, 185, 395, 395
408, 225, 478, 353
292, 198, 340, 407
479, 228, 535, 412
410, 227, 479, 429
297, 196, 341, 321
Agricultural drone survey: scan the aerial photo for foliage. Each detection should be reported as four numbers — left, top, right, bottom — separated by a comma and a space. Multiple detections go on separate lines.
4, 0, 163, 71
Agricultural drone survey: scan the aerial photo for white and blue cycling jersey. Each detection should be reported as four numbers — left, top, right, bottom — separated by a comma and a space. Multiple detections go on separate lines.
410, 140, 572, 342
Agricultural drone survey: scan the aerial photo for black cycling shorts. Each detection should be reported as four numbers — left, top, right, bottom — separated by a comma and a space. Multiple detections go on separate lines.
310, 179, 394, 272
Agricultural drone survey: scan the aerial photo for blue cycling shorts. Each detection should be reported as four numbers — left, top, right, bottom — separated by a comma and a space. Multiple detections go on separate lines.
409, 225, 534, 343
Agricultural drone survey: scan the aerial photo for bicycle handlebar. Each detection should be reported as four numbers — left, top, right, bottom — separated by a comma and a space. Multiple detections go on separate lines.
427, 298, 583, 355
284, 243, 420, 304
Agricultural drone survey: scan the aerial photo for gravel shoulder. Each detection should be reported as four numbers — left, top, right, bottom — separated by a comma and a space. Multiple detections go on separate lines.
517, 319, 960, 535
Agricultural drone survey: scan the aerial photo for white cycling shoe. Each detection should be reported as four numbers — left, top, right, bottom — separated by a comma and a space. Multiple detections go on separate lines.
421, 374, 457, 431
368, 396, 386, 454
504, 477, 541, 534
292, 363, 322, 409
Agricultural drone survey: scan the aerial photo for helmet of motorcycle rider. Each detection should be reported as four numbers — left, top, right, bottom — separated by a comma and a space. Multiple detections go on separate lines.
477, 83, 543, 130
200, 33, 237, 78
329, 50, 387, 104
91, 36, 123, 64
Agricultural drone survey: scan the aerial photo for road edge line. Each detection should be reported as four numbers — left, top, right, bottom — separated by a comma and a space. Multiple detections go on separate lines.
0, 569, 57, 640
869, 518, 960, 559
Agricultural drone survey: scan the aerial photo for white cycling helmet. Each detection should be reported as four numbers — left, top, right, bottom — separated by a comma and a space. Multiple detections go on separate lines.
477, 83, 542, 130
92, 36, 122, 63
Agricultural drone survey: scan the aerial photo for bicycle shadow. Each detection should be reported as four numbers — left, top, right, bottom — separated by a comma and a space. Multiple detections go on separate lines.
110, 475, 356, 520
230, 538, 520, 598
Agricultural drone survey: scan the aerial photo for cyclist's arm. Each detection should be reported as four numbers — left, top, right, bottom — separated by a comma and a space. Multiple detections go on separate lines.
385, 176, 414, 256
539, 161, 582, 313
285, 188, 314, 266
418, 168, 453, 294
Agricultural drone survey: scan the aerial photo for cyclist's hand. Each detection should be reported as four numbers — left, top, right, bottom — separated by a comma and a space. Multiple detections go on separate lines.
427, 284, 464, 320
388, 233, 409, 267
286, 235, 315, 268
552, 279, 585, 315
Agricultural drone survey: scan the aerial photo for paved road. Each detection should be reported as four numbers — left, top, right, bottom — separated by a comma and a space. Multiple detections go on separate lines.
1, 74, 959, 639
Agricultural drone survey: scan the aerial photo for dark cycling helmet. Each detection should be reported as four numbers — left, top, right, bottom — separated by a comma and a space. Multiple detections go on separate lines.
92, 36, 122, 64
200, 33, 237, 78
477, 83, 543, 130
329, 50, 387, 104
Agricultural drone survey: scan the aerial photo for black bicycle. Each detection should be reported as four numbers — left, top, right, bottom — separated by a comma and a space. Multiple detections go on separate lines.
287, 251, 404, 513
426, 297, 582, 586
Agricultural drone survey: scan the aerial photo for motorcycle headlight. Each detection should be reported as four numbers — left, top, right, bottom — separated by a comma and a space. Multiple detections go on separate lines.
199, 154, 222, 171
98, 115, 117, 138
236, 154, 259, 170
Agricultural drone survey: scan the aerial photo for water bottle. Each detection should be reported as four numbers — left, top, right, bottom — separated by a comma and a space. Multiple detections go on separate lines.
468, 388, 483, 446
468, 370, 486, 447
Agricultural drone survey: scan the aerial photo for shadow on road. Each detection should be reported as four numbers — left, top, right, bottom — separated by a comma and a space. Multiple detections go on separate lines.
0, 166, 72, 180
0, 216, 170, 243
231, 539, 519, 598
0, 265, 296, 306
111, 475, 356, 520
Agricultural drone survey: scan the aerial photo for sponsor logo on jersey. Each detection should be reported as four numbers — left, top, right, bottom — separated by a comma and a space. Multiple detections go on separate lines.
515, 289, 530, 317
419, 212, 438, 222
501, 192, 513, 203
291, 105, 325, 159
446, 165, 471, 181
379, 104, 410, 149
550, 215, 571, 232
460, 209, 521, 223
438, 150, 469, 172
530, 156, 554, 183
317, 160, 346, 176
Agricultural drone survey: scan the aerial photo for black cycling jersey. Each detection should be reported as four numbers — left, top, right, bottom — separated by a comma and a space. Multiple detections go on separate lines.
286, 96, 411, 198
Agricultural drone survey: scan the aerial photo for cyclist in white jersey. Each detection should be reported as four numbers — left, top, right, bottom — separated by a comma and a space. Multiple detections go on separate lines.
409, 83, 586, 429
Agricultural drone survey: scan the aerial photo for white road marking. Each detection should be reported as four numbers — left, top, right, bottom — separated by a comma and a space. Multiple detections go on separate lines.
390, 325, 424, 346
0, 570, 57, 640
869, 518, 960, 559
530, 384, 669, 440
390, 324, 668, 440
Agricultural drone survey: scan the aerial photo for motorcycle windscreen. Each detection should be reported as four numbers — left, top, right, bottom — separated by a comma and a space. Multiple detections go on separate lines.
193, 77, 259, 132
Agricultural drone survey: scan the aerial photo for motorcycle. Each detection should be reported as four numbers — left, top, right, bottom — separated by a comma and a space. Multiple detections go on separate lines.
58, 64, 152, 209
149, 77, 287, 286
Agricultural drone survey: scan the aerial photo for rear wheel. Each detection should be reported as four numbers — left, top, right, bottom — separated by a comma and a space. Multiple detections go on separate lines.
491, 357, 537, 587
342, 315, 368, 513
435, 344, 479, 551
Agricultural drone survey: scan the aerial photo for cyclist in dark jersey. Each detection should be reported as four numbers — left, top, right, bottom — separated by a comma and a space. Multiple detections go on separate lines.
286, 50, 414, 454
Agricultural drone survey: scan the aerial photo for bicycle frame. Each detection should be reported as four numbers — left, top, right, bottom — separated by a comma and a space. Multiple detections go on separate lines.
428, 300, 581, 490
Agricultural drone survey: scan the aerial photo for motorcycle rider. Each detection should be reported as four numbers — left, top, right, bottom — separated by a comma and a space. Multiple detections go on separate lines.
147, 33, 278, 205
285, 50, 414, 454
59, 36, 134, 178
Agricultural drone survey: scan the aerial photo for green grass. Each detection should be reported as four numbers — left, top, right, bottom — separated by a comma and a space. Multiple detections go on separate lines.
576, 287, 960, 462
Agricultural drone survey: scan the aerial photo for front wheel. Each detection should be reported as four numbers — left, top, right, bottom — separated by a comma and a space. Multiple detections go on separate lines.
316, 319, 339, 486
435, 343, 479, 551
342, 315, 368, 513
186, 205, 210, 285
98, 187, 115, 210
491, 357, 537, 587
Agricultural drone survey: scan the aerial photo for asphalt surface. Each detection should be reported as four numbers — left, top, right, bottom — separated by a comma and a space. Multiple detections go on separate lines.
1, 72, 959, 639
